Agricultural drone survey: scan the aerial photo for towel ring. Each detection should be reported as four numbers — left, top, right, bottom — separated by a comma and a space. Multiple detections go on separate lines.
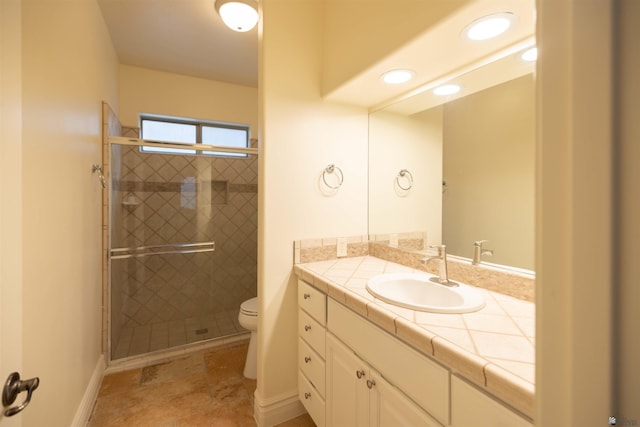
396, 169, 413, 191
322, 164, 343, 189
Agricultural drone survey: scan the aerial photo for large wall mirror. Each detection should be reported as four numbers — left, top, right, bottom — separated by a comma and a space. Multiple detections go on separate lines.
368, 42, 536, 272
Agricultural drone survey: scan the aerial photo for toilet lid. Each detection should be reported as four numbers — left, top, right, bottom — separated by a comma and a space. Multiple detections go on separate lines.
240, 297, 258, 315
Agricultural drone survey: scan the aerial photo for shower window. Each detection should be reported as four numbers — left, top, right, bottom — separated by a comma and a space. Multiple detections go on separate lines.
140, 115, 249, 158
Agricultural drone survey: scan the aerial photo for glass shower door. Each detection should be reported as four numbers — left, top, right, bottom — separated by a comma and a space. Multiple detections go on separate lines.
109, 141, 257, 360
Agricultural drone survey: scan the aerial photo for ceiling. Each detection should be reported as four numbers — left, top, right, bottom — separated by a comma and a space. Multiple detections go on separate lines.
325, 0, 536, 109
98, 0, 534, 108
97, 0, 258, 87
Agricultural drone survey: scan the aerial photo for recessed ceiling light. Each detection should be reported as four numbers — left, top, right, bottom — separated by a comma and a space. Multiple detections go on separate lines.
464, 12, 515, 41
381, 69, 415, 85
521, 47, 538, 62
433, 84, 461, 96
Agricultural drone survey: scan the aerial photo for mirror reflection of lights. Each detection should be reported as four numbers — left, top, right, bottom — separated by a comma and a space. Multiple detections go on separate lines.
381, 69, 415, 84
433, 84, 461, 96
521, 47, 538, 62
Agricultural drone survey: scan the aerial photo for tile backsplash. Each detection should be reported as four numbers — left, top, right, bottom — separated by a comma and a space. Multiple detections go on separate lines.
294, 236, 534, 302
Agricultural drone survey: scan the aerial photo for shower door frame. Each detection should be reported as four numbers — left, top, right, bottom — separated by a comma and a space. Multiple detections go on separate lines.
105, 136, 259, 364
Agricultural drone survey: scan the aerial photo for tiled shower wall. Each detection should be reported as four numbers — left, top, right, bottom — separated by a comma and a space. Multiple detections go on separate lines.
102, 104, 257, 360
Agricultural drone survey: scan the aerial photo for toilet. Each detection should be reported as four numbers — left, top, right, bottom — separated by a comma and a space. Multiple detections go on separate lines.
238, 297, 258, 379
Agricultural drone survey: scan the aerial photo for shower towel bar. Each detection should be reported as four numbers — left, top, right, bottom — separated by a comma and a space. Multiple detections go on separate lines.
109, 136, 259, 156
109, 242, 215, 260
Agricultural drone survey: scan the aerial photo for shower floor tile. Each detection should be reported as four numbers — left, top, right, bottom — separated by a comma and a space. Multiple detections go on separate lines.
89, 341, 316, 427
114, 309, 246, 360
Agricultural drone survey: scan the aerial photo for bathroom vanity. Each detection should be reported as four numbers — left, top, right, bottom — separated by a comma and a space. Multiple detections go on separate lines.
294, 256, 534, 427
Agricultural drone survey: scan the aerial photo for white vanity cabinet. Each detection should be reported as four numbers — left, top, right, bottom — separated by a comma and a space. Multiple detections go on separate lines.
327, 298, 449, 426
297, 279, 532, 427
326, 332, 442, 427
297, 280, 327, 427
450, 376, 532, 427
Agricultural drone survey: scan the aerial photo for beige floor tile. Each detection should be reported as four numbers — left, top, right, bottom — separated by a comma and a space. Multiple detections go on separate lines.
97, 368, 142, 398
89, 342, 283, 427
141, 352, 206, 386
274, 413, 316, 427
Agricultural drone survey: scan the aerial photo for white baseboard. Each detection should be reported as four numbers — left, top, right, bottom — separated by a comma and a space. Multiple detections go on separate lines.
254, 389, 306, 427
71, 354, 105, 427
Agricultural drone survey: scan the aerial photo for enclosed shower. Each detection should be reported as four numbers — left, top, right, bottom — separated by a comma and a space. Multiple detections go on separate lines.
108, 137, 257, 361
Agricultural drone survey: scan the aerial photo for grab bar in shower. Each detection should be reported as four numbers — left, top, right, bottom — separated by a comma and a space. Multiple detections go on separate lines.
109, 242, 215, 260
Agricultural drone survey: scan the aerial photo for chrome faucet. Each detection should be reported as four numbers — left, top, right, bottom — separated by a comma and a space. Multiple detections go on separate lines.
472, 240, 494, 265
421, 245, 457, 286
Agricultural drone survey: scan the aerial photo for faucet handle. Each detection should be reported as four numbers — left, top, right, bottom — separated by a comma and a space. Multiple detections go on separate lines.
474, 240, 488, 247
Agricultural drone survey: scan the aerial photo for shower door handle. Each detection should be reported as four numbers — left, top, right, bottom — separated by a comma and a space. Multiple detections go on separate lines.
109, 242, 215, 260
2, 372, 40, 416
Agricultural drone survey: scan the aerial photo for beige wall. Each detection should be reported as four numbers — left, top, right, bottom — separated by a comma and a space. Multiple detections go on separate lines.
118, 65, 258, 134
258, 0, 368, 419
536, 0, 613, 424
20, 0, 119, 425
615, 0, 640, 418
368, 107, 443, 244
443, 75, 534, 269
1, 5, 24, 427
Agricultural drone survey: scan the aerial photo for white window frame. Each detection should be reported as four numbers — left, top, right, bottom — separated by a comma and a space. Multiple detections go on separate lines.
139, 114, 250, 158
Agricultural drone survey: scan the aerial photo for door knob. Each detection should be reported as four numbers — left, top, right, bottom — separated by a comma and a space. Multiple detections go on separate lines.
2, 372, 40, 417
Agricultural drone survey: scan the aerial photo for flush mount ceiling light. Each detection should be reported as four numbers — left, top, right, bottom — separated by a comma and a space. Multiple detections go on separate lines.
463, 12, 515, 41
433, 84, 461, 96
215, 0, 258, 32
381, 69, 415, 84
521, 47, 538, 62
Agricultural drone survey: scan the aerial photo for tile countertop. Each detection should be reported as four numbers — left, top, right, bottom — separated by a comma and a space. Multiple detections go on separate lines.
293, 255, 535, 419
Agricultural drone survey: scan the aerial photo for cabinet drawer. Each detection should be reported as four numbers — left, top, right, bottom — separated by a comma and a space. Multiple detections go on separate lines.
328, 299, 450, 426
299, 371, 326, 427
298, 280, 326, 325
299, 309, 326, 355
299, 338, 326, 398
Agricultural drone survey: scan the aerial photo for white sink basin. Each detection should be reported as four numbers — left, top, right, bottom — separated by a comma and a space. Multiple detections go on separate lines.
366, 273, 485, 314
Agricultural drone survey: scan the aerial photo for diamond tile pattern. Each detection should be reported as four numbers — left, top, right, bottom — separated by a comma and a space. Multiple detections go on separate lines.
110, 146, 257, 359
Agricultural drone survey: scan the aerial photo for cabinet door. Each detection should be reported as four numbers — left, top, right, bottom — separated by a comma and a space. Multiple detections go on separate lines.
371, 370, 443, 427
326, 333, 370, 427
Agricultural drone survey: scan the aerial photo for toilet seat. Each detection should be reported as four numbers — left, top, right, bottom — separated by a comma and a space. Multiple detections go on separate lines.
240, 297, 258, 316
